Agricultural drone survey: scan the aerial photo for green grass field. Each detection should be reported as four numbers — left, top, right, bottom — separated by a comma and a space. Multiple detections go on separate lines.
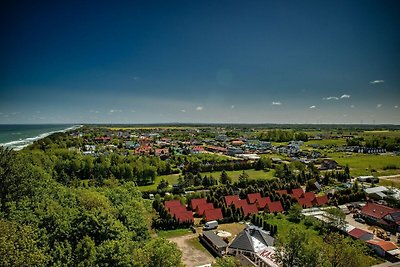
304, 139, 347, 148
138, 173, 180, 191
156, 228, 193, 238
202, 169, 276, 182
327, 152, 400, 177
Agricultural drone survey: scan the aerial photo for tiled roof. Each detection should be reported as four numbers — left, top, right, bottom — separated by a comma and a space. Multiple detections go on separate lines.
196, 203, 215, 216
348, 228, 371, 239
164, 200, 182, 209
367, 240, 398, 252
291, 188, 304, 198
204, 208, 223, 221
241, 204, 259, 216
234, 199, 249, 209
303, 192, 316, 201
247, 193, 262, 204
298, 198, 313, 208
361, 202, 398, 219
256, 197, 271, 209
190, 198, 207, 210
313, 195, 329, 206
266, 201, 284, 213
224, 195, 240, 206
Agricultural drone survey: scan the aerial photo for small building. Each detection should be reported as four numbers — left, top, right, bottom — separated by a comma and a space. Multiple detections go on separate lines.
313, 195, 329, 206
224, 195, 240, 206
290, 188, 304, 199
200, 230, 228, 257
241, 204, 259, 217
298, 198, 313, 208
247, 193, 262, 204
190, 198, 208, 211
196, 203, 215, 216
360, 202, 400, 232
204, 208, 223, 222
367, 240, 400, 260
348, 228, 374, 241
319, 159, 339, 170
265, 201, 284, 213
256, 197, 271, 210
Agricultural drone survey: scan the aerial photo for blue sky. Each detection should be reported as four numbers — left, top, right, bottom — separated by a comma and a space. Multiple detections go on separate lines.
0, 0, 399, 124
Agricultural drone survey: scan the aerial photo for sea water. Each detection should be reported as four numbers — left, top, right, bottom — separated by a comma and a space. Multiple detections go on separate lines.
0, 124, 82, 150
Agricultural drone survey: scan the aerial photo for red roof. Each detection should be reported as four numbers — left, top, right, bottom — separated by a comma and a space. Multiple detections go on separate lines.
298, 198, 313, 208
247, 193, 262, 204
276, 190, 288, 196
164, 200, 182, 209
256, 197, 271, 209
303, 192, 316, 201
361, 202, 398, 220
313, 195, 329, 206
266, 201, 284, 213
204, 208, 223, 221
196, 203, 215, 216
174, 211, 194, 223
348, 228, 371, 239
291, 188, 304, 198
168, 205, 188, 214
233, 199, 248, 209
367, 240, 398, 252
224, 195, 240, 206
241, 204, 259, 216
190, 198, 207, 210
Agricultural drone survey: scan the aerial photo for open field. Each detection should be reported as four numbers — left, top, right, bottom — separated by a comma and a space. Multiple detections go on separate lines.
137, 173, 180, 191
327, 152, 400, 177
156, 228, 194, 239
304, 138, 347, 148
202, 169, 276, 182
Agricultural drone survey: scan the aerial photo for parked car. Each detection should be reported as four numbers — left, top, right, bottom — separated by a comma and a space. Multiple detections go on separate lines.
355, 217, 365, 224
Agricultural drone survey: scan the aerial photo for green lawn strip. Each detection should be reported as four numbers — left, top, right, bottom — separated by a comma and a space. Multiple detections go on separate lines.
157, 228, 193, 239
201, 169, 276, 182
138, 173, 180, 191
327, 152, 400, 177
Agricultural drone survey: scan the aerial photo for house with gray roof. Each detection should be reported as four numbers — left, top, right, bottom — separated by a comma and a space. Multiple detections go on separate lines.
228, 225, 278, 267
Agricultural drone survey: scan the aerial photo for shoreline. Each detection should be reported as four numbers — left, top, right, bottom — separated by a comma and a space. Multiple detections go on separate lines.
0, 124, 83, 151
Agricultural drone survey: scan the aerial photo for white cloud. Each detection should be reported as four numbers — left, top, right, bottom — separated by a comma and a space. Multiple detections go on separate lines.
370, 80, 384, 84
376, 104, 382, 108
323, 96, 339, 100
196, 106, 203, 111
231, 105, 235, 109
395, 106, 399, 109
350, 105, 355, 108
109, 109, 122, 113
181, 109, 186, 113
309, 105, 316, 109
272, 101, 282, 105
340, 94, 351, 99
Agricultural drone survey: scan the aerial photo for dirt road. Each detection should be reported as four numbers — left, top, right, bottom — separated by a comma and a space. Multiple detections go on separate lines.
169, 233, 215, 267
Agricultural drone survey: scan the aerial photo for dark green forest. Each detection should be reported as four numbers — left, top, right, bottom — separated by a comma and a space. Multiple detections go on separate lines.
0, 148, 183, 266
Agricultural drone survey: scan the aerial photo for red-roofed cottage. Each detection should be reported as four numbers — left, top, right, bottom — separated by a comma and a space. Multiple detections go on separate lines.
247, 193, 262, 204
313, 195, 329, 206
190, 198, 207, 210
290, 188, 304, 198
348, 228, 373, 241
204, 208, 223, 222
265, 201, 284, 213
224, 195, 240, 206
164, 200, 182, 209
241, 204, 259, 217
256, 197, 271, 210
196, 203, 215, 216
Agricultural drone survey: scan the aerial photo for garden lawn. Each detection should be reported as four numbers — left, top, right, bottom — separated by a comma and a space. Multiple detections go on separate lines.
201, 169, 276, 182
156, 228, 193, 238
138, 173, 180, 191
327, 152, 400, 177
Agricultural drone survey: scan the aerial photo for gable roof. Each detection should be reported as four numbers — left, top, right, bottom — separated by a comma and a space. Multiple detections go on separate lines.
241, 204, 259, 216
196, 203, 215, 216
367, 240, 398, 252
190, 198, 207, 210
204, 208, 223, 221
291, 188, 304, 198
168, 205, 188, 214
173, 211, 194, 223
256, 197, 271, 209
164, 200, 182, 209
348, 228, 372, 240
303, 192, 316, 201
228, 230, 255, 252
361, 202, 399, 219
298, 198, 313, 208
266, 201, 284, 213
233, 199, 249, 209
229, 226, 275, 253
247, 193, 262, 204
224, 195, 240, 206
313, 195, 329, 206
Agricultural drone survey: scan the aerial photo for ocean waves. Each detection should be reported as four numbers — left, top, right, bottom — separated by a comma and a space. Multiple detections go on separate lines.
0, 125, 83, 150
